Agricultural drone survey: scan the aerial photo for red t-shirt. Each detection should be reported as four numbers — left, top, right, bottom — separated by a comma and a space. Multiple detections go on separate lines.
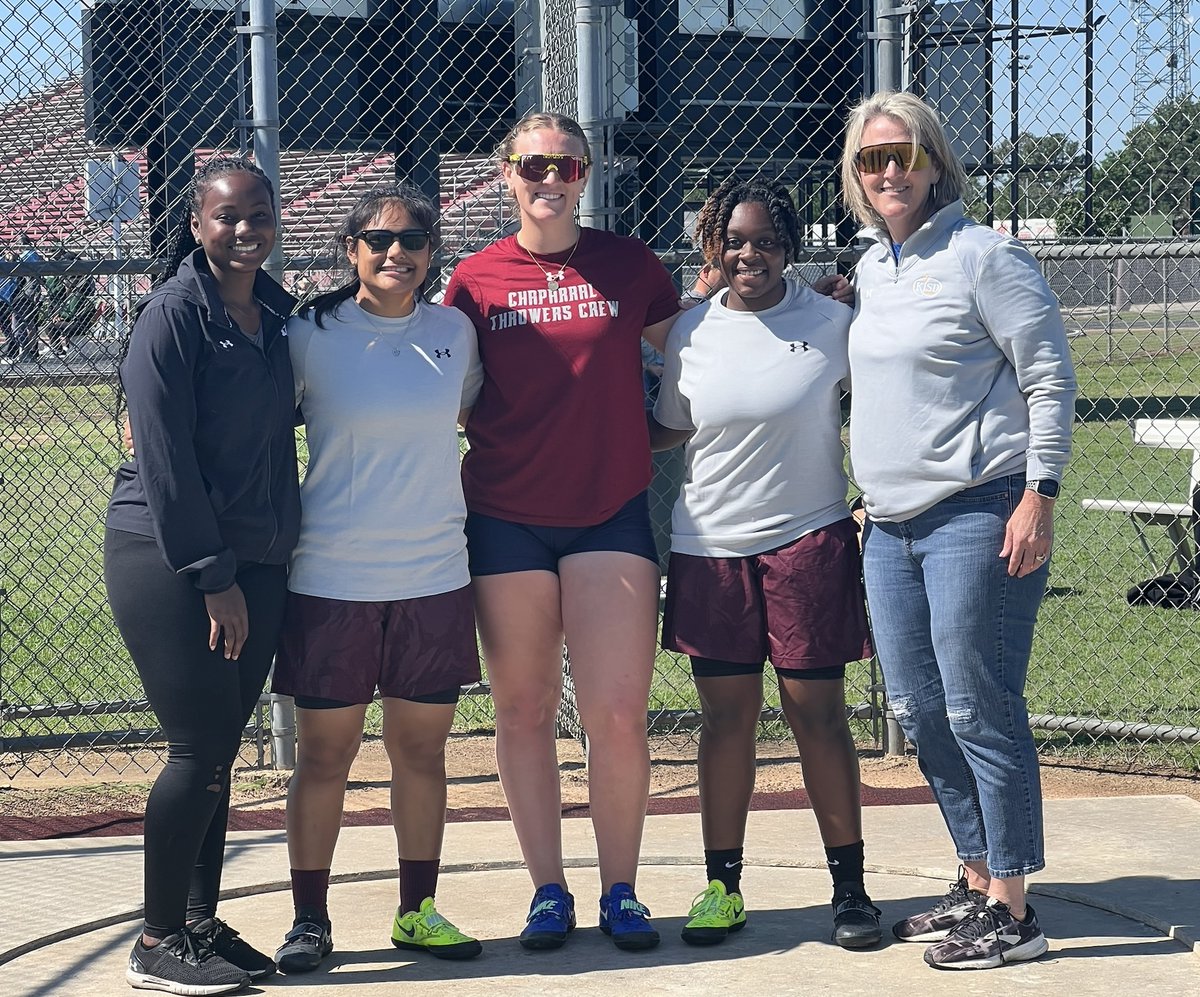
445, 228, 680, 526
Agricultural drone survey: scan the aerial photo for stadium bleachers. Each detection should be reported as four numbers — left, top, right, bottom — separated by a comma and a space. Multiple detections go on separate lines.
0, 76, 510, 267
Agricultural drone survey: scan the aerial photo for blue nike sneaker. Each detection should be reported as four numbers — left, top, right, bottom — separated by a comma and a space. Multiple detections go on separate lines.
520, 883, 576, 950
598, 882, 660, 951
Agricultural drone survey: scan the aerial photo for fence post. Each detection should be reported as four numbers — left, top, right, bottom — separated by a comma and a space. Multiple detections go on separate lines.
270, 693, 296, 770
1162, 256, 1170, 353
515, 0, 544, 118
575, 0, 609, 230
874, 0, 905, 92
247, 0, 284, 284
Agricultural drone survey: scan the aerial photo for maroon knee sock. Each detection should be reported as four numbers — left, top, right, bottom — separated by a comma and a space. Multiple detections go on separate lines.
399, 859, 441, 914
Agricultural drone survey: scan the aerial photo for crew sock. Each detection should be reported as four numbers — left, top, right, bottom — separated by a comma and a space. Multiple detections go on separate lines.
399, 858, 441, 915
824, 840, 865, 890
290, 868, 331, 923
705, 847, 744, 896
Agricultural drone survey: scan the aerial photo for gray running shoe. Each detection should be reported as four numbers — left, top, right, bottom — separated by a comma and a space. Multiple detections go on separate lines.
923, 898, 1048, 970
126, 928, 249, 995
892, 874, 986, 942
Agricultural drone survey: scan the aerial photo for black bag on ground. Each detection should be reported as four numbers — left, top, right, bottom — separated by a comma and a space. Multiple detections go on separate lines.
1126, 572, 1200, 609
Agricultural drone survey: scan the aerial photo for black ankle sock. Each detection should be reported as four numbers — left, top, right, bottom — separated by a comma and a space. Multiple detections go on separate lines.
705, 847, 744, 895
825, 839, 865, 889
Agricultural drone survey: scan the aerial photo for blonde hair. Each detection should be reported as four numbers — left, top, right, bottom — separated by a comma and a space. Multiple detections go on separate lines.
840, 91, 969, 232
495, 112, 591, 163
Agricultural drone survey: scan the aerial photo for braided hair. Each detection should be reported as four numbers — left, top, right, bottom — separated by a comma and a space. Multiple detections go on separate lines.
157, 156, 276, 286
693, 177, 803, 268
306, 183, 442, 329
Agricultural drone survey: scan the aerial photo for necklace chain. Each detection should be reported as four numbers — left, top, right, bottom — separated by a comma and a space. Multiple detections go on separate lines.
523, 230, 581, 293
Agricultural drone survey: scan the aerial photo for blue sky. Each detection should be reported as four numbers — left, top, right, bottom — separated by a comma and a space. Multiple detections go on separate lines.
0, 1, 1190, 161
988, 0, 1187, 157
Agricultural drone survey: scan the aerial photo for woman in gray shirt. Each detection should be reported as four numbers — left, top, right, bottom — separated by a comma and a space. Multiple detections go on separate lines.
841, 91, 1076, 971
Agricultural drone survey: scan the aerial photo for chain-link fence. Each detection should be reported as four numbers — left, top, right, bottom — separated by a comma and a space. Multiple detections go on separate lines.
2, 1, 1198, 777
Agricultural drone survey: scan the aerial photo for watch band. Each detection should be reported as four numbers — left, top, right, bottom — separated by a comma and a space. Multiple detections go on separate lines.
1025, 479, 1060, 499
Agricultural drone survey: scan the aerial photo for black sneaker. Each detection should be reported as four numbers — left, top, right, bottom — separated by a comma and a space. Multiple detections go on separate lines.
274, 917, 334, 974
190, 917, 276, 980
923, 897, 1048, 970
893, 874, 986, 942
831, 882, 882, 949
126, 929, 249, 995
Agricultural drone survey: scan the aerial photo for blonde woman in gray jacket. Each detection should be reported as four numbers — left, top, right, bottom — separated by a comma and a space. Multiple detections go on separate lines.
841, 91, 1076, 972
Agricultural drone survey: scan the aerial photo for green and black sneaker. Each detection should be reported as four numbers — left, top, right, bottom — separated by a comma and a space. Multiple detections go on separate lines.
391, 897, 483, 960
680, 880, 747, 946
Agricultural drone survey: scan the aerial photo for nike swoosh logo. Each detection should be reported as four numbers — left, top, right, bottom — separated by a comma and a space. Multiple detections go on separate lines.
724, 861, 742, 869
397, 925, 416, 938
828, 859, 840, 866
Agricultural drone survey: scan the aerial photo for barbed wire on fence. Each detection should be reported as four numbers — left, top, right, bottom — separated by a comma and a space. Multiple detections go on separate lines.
2, 1, 1199, 778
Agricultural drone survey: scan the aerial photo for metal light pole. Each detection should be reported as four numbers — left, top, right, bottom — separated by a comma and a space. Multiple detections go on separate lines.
247, 0, 292, 766
875, 0, 905, 92
576, 0, 609, 230
247, 0, 284, 284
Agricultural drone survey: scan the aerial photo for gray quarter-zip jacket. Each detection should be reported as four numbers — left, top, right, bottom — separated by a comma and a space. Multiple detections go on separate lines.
848, 200, 1076, 523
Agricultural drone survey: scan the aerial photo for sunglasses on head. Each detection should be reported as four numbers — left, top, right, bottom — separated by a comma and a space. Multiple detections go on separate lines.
506, 153, 590, 184
855, 142, 931, 174
354, 229, 432, 253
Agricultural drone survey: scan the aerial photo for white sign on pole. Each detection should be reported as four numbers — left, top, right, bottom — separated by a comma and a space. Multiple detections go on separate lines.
85, 158, 141, 223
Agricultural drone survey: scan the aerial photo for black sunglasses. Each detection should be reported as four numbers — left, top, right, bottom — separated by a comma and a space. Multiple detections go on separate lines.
355, 228, 432, 253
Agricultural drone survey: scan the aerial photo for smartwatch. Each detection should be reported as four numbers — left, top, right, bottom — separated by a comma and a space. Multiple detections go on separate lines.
1026, 479, 1060, 499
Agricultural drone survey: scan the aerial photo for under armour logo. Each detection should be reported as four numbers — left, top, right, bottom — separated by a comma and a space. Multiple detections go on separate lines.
218, 339, 234, 350
789, 342, 809, 352
435, 349, 451, 358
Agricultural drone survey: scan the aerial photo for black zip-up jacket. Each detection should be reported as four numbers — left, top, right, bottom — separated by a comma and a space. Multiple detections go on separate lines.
106, 250, 300, 593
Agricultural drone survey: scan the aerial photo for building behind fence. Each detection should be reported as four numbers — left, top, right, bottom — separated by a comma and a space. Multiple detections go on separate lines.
2, 1, 1199, 777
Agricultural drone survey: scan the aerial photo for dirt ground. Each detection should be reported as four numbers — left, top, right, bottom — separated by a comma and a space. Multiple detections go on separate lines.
3, 734, 1200, 820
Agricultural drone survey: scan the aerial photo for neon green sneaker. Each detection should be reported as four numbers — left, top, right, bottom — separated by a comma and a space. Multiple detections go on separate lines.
680, 880, 747, 946
390, 897, 483, 960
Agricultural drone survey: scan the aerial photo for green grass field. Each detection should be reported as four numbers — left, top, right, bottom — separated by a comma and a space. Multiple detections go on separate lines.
3, 334, 1199, 773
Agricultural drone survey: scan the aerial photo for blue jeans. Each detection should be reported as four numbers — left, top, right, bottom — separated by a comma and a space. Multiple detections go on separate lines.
862, 474, 1046, 878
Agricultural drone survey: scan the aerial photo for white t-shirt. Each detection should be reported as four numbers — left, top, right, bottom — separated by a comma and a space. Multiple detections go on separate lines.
287, 297, 483, 600
654, 280, 853, 557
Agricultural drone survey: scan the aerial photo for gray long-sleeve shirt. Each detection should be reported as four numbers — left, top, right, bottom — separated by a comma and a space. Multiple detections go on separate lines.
848, 201, 1077, 523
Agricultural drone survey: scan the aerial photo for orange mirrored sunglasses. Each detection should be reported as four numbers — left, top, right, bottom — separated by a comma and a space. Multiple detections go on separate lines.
855, 142, 931, 174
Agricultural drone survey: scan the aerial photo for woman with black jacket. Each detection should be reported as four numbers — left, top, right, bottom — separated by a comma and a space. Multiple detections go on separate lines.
104, 156, 300, 996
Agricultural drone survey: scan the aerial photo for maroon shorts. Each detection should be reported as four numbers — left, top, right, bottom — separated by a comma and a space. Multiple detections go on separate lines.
662, 518, 873, 672
273, 585, 481, 704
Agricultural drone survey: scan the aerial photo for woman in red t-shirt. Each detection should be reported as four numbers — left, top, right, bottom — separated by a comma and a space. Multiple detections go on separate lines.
445, 112, 684, 952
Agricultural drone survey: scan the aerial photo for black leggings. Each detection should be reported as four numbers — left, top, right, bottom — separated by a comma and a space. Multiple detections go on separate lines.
104, 529, 287, 935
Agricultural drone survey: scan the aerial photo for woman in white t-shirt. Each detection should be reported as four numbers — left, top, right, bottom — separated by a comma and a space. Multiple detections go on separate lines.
270, 185, 485, 973
649, 177, 880, 950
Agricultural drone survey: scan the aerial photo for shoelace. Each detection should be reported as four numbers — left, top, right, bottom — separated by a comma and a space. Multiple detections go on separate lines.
690, 886, 730, 918
162, 928, 217, 967
417, 910, 458, 936
195, 918, 238, 944
527, 898, 565, 924
945, 902, 1005, 942
930, 881, 975, 914
834, 894, 882, 918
